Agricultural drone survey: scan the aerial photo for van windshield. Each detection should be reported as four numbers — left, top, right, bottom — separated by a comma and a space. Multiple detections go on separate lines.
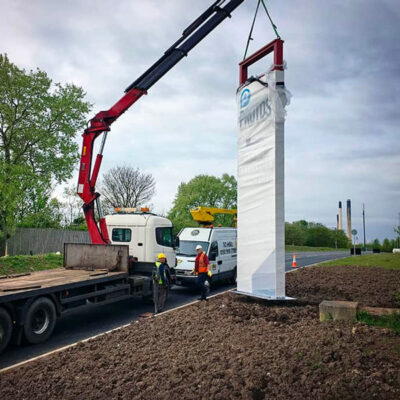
177, 241, 209, 257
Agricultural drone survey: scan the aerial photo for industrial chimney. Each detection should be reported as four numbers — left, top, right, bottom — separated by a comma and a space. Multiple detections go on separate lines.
338, 201, 343, 230
346, 199, 352, 239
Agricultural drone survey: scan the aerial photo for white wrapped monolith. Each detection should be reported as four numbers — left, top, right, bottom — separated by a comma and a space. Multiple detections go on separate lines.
236, 67, 289, 299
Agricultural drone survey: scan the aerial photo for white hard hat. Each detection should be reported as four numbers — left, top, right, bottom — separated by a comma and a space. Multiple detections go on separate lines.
196, 245, 203, 250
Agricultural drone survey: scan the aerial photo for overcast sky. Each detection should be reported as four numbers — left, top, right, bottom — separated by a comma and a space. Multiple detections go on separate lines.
1, 0, 399, 241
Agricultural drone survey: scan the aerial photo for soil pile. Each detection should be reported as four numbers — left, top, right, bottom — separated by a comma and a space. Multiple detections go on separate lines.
286, 265, 400, 308
1, 293, 400, 400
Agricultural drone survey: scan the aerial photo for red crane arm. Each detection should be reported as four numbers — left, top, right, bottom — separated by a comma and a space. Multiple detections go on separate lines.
77, 88, 146, 244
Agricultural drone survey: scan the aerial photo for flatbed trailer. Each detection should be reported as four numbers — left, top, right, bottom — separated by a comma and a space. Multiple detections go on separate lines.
0, 244, 156, 354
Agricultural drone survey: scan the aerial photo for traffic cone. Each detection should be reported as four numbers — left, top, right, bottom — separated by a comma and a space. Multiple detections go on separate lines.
292, 253, 298, 268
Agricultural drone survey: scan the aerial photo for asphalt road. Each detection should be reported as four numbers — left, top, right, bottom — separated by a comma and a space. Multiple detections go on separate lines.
284, 251, 348, 270
0, 250, 349, 369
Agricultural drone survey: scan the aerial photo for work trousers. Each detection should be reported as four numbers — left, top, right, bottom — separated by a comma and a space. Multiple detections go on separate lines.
197, 273, 209, 300
157, 284, 167, 312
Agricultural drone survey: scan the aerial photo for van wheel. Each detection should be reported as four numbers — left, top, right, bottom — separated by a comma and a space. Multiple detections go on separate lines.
0, 307, 12, 354
24, 297, 56, 344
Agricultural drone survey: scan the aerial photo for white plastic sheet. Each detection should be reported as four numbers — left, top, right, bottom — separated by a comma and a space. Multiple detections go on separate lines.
236, 68, 290, 299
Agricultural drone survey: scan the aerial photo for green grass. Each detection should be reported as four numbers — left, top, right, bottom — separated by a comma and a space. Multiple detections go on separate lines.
0, 253, 63, 276
357, 311, 400, 333
320, 253, 400, 270
285, 245, 348, 253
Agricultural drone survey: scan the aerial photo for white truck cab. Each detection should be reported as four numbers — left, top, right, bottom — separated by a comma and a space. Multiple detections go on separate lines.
105, 210, 176, 269
175, 227, 237, 286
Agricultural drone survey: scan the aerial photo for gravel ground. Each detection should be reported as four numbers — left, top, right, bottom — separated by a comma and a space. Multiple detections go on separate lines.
1, 292, 400, 400
286, 265, 400, 307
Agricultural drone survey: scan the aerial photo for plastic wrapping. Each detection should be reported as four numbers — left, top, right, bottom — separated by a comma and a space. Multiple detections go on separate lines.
236, 67, 290, 299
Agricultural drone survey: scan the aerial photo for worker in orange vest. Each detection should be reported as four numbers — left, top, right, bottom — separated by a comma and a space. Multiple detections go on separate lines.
193, 244, 211, 301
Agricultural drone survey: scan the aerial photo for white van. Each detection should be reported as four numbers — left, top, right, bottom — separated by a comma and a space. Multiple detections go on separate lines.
105, 211, 177, 272
175, 227, 237, 286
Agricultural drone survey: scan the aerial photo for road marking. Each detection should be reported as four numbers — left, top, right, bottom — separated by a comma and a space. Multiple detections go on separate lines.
0, 289, 233, 374
294, 255, 349, 269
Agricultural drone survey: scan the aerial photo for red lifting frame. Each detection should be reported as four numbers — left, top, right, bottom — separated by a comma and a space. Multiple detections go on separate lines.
239, 38, 283, 85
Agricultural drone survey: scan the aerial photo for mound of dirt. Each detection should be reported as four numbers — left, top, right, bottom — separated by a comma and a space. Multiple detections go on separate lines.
286, 265, 400, 308
1, 293, 400, 399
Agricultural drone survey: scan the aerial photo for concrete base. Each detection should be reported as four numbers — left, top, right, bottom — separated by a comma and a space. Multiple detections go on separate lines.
319, 300, 358, 322
233, 290, 294, 301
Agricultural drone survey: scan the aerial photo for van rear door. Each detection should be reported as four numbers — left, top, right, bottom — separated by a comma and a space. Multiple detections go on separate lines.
208, 241, 219, 275
219, 238, 237, 275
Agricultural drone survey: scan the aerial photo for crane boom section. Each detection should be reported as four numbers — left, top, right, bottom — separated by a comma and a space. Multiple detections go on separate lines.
190, 207, 237, 226
77, 0, 245, 244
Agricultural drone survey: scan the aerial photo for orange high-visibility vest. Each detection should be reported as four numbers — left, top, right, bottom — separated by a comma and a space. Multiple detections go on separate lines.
198, 253, 208, 274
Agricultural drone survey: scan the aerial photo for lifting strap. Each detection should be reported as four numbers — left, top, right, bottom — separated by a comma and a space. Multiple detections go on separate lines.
260, 0, 280, 39
242, 0, 261, 60
243, 0, 281, 60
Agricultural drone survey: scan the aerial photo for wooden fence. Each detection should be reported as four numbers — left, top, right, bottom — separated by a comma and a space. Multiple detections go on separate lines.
2, 228, 90, 256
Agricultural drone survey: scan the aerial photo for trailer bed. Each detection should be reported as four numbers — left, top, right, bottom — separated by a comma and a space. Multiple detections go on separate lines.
0, 268, 128, 303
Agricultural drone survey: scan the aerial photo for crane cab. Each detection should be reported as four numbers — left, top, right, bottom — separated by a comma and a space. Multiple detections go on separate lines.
105, 209, 177, 271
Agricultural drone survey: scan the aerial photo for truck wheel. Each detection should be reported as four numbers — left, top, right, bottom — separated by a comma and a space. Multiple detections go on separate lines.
24, 297, 56, 344
0, 307, 12, 354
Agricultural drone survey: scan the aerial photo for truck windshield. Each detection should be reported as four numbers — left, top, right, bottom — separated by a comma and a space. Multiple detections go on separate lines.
177, 241, 209, 257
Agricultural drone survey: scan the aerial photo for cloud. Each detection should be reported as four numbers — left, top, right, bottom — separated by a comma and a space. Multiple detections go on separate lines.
1, 0, 399, 240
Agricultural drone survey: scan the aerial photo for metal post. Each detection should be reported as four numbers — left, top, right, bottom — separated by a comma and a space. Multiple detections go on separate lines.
346, 199, 352, 240
397, 213, 400, 248
362, 203, 366, 251
153, 274, 159, 315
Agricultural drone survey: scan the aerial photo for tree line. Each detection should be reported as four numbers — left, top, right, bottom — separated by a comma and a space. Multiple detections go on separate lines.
368, 238, 399, 253
0, 55, 156, 243
285, 220, 349, 248
0, 54, 90, 247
